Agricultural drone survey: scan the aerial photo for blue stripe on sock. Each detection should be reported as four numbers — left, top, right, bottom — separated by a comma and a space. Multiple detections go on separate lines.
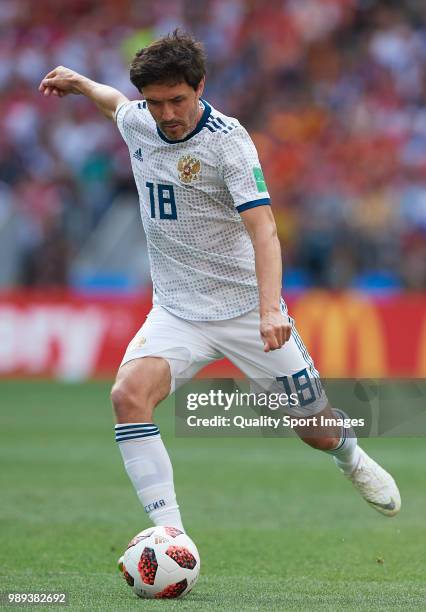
115, 422, 159, 443
115, 428, 158, 435
115, 427, 159, 437
115, 423, 158, 431
329, 410, 348, 452
333, 430, 347, 452
115, 430, 159, 443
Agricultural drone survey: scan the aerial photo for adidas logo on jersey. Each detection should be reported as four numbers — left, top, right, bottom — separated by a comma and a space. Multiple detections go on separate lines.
133, 148, 143, 161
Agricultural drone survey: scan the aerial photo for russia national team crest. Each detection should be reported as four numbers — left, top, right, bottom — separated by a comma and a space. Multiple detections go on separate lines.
177, 154, 201, 184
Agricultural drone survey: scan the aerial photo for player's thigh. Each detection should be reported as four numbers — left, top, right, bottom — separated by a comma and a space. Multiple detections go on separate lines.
212, 306, 317, 376
119, 304, 221, 394
213, 308, 326, 416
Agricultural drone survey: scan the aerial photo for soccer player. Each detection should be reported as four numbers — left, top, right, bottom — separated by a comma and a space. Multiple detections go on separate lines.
39, 31, 400, 537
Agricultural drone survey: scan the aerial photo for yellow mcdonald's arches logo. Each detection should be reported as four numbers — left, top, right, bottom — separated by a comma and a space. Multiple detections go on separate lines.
291, 291, 386, 377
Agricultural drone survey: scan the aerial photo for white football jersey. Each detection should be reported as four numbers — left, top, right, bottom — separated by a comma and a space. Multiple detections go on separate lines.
115, 98, 270, 320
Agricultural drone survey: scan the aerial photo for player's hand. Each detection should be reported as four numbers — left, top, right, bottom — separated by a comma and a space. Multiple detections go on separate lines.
260, 310, 292, 352
38, 66, 83, 98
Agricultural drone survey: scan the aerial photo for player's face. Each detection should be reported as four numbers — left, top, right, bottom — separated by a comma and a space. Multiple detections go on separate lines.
142, 79, 205, 141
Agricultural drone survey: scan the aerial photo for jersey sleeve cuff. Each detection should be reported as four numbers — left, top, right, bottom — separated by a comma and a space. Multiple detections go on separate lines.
236, 198, 271, 213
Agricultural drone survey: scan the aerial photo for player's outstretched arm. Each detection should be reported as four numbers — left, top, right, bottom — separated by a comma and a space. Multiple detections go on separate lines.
39, 66, 129, 120
241, 205, 291, 352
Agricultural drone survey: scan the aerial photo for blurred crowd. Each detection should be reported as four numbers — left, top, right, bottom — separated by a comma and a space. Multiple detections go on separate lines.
1, 0, 425, 289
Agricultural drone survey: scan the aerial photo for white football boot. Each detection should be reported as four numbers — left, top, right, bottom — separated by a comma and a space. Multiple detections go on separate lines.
342, 447, 401, 516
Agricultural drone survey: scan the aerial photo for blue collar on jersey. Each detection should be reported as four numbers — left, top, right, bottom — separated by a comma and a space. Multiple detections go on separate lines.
156, 99, 212, 144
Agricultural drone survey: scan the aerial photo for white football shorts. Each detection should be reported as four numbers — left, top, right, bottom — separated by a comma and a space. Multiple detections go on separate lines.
120, 303, 327, 417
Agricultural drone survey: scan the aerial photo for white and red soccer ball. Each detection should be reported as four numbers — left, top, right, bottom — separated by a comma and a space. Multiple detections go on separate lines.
121, 526, 200, 599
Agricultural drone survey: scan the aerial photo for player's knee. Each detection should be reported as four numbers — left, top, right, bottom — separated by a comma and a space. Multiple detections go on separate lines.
111, 358, 171, 422
300, 436, 341, 451
110, 378, 151, 422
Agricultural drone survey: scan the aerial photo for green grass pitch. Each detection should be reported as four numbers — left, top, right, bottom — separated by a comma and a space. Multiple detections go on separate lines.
0, 381, 425, 611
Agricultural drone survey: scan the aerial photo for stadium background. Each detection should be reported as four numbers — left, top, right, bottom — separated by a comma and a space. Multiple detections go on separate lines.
1, 1, 425, 609
1, 0, 426, 379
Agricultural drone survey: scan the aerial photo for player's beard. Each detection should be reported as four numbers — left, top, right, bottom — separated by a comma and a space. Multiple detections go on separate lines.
161, 121, 186, 139
160, 103, 202, 140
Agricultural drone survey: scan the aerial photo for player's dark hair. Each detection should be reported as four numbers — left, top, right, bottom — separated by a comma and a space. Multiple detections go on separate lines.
130, 29, 206, 91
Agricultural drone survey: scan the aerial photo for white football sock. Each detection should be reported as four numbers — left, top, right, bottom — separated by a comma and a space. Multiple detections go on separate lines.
326, 409, 361, 475
115, 423, 184, 531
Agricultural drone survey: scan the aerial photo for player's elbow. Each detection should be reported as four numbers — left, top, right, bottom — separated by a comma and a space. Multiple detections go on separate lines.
250, 221, 278, 246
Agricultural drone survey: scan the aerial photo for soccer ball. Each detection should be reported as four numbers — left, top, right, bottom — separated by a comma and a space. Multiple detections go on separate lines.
121, 526, 200, 599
